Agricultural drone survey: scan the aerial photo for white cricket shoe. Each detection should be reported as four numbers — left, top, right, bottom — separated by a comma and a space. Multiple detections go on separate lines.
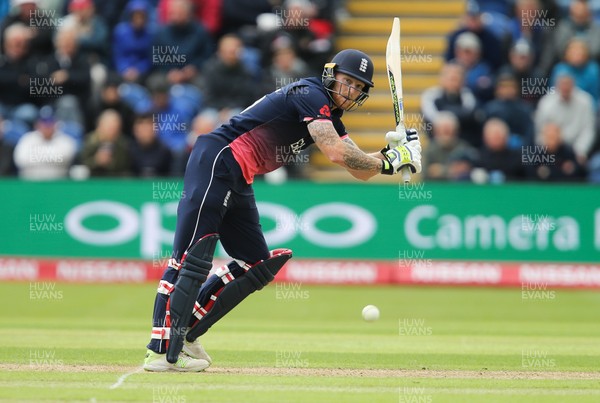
143, 349, 210, 372
183, 338, 212, 364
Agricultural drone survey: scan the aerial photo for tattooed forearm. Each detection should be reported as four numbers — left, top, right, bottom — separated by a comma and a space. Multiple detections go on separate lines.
342, 145, 381, 172
342, 137, 358, 148
342, 137, 382, 171
308, 119, 382, 174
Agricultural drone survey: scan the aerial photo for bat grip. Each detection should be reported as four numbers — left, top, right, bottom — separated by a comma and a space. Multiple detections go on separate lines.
390, 133, 412, 183
401, 167, 411, 183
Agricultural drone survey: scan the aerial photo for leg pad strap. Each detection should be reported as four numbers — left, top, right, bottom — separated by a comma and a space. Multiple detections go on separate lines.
186, 249, 292, 341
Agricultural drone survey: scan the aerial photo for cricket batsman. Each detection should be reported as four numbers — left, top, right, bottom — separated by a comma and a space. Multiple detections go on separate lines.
143, 49, 422, 371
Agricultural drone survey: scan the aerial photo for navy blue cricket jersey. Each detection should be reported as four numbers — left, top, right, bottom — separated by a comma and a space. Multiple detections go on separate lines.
210, 77, 348, 184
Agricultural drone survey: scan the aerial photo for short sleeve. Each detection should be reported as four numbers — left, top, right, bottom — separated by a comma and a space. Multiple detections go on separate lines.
332, 112, 348, 138
287, 83, 333, 123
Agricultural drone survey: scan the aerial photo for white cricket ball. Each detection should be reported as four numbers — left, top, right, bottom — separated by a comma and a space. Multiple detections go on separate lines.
362, 305, 380, 322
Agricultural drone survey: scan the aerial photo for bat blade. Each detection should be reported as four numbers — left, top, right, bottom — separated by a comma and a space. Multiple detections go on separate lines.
386, 17, 403, 129
386, 17, 411, 183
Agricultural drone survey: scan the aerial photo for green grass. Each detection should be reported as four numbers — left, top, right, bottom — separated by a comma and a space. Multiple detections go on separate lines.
0, 283, 599, 402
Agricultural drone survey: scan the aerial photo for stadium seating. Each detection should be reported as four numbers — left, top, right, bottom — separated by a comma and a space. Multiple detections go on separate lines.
309, 0, 464, 182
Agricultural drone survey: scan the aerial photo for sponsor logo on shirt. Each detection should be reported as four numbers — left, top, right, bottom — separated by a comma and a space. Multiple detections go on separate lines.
319, 105, 331, 118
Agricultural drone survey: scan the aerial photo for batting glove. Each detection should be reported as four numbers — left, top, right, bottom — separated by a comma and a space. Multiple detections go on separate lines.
381, 128, 420, 156
384, 128, 419, 148
380, 140, 422, 175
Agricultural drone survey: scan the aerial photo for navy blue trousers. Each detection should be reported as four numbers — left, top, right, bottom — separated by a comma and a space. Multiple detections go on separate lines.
148, 134, 269, 353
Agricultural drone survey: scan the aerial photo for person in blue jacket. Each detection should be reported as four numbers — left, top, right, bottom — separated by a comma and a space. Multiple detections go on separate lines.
112, 0, 155, 84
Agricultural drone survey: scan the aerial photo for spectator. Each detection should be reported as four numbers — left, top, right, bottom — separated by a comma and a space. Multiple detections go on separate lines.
483, 72, 534, 148
112, 0, 155, 84
94, 74, 135, 136
261, 37, 309, 95
158, 0, 223, 37
539, 0, 600, 75
129, 113, 172, 177
508, 0, 548, 66
0, 23, 37, 131
281, 0, 334, 74
151, 0, 214, 87
450, 31, 495, 102
535, 72, 595, 161
13, 106, 77, 180
550, 38, 600, 107
423, 111, 479, 181
62, 0, 110, 65
81, 109, 129, 176
528, 122, 586, 181
421, 63, 480, 146
498, 38, 546, 106
0, 0, 54, 56
444, 0, 505, 71
195, 33, 256, 133
475, 118, 526, 182
148, 78, 193, 175
32, 25, 91, 128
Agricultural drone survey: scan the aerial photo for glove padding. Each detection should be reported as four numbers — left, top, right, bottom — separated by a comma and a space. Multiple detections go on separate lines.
385, 128, 419, 147
380, 130, 422, 175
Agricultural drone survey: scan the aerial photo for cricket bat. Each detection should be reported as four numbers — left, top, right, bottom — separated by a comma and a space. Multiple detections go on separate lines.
386, 17, 411, 183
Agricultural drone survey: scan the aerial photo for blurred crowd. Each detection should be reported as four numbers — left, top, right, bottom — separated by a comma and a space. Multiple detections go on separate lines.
0, 0, 342, 179
1, 0, 599, 184
422, 0, 600, 183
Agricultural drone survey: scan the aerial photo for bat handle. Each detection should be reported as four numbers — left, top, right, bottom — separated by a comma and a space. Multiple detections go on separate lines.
389, 137, 412, 183
401, 167, 411, 183
393, 128, 411, 183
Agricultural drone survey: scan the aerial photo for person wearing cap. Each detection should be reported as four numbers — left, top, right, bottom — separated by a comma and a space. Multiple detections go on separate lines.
112, 0, 155, 84
142, 49, 423, 372
498, 38, 545, 106
444, 0, 504, 71
451, 31, 495, 103
13, 106, 77, 180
